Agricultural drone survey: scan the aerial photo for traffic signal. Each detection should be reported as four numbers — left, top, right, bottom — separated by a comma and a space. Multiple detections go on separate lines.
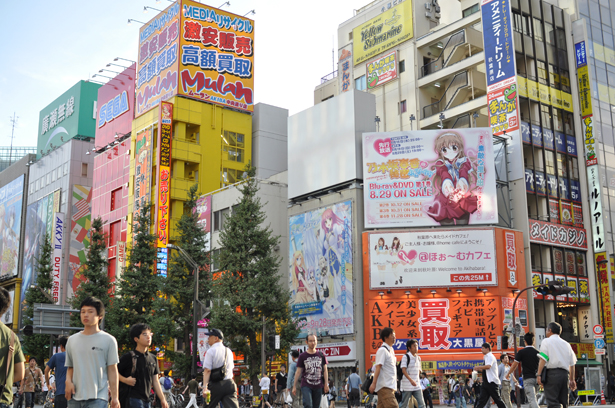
502, 332, 509, 349
268, 335, 275, 350
535, 284, 573, 296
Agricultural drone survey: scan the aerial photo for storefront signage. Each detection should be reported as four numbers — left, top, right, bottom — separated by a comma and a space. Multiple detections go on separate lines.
437, 360, 482, 370
504, 231, 518, 288
52, 212, 65, 304
194, 195, 211, 251
116, 241, 126, 277
352, 0, 413, 65
291, 341, 356, 362
367, 229, 497, 289
157, 102, 173, 248
133, 127, 153, 217
366, 51, 398, 89
338, 45, 353, 93
587, 166, 605, 253
363, 129, 497, 228
595, 252, 614, 342
528, 219, 587, 249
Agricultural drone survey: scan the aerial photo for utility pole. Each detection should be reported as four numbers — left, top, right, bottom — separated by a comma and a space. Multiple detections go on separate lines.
261, 315, 266, 375
9, 112, 18, 167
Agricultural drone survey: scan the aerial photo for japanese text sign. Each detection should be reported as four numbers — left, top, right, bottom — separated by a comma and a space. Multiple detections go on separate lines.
157, 102, 173, 248
595, 252, 614, 342
136, 3, 180, 117
575, 41, 588, 68
528, 219, 588, 250
352, 0, 413, 65
366, 51, 398, 89
363, 129, 497, 228
338, 45, 353, 93
179, 0, 254, 112
96, 64, 136, 147
194, 194, 211, 251
367, 229, 497, 289
498, 229, 522, 288
587, 166, 605, 252
133, 127, 153, 218
52, 212, 65, 304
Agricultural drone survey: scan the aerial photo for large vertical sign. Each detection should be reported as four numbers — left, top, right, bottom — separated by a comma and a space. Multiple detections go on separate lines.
0, 175, 24, 277
288, 201, 354, 336
481, 0, 519, 136
134, 127, 153, 219
194, 195, 211, 251
338, 45, 353, 93
179, 0, 255, 111
157, 102, 173, 248
68, 186, 92, 301
96, 64, 136, 146
52, 213, 65, 304
136, 3, 180, 117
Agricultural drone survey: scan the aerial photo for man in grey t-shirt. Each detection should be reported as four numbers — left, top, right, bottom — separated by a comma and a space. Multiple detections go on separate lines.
65, 297, 120, 408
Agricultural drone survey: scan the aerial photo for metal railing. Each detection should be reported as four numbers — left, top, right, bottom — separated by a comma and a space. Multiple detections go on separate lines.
452, 114, 471, 128
320, 70, 338, 84
420, 30, 466, 78
422, 71, 469, 119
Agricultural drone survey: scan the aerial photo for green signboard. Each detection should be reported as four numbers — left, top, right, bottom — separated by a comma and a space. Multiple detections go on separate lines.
37, 80, 101, 158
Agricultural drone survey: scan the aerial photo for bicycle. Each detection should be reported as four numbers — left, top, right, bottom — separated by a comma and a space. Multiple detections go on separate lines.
167, 392, 185, 408
238, 395, 253, 408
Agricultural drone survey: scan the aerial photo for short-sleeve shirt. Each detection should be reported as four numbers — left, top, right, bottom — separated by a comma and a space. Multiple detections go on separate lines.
202, 342, 234, 381
400, 353, 421, 392
276, 372, 287, 389
483, 352, 500, 385
65, 331, 120, 401
118, 350, 160, 402
374, 344, 397, 392
47, 352, 67, 395
538, 334, 576, 372
22, 367, 42, 392
260, 376, 270, 391
188, 379, 198, 394
297, 351, 328, 389
348, 373, 362, 391
0, 323, 24, 404
514, 346, 539, 379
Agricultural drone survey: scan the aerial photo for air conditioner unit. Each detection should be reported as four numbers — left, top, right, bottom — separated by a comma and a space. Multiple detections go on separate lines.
188, 171, 196, 179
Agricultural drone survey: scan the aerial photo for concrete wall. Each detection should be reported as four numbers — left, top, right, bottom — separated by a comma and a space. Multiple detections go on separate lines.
252, 104, 289, 180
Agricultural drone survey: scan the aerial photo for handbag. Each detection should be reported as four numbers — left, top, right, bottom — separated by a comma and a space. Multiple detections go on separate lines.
540, 369, 547, 385
362, 375, 374, 394
210, 347, 228, 382
0, 332, 15, 396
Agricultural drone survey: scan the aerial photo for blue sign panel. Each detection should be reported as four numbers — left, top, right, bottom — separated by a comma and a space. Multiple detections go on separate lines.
547, 174, 559, 198
576, 41, 588, 68
570, 180, 581, 203
559, 178, 570, 201
393, 337, 486, 351
157, 248, 168, 277
531, 125, 543, 147
437, 360, 484, 370
535, 171, 547, 195
595, 338, 605, 349
566, 135, 578, 156
521, 121, 531, 144
543, 128, 554, 150
525, 169, 535, 193
555, 132, 566, 153
482, 0, 516, 87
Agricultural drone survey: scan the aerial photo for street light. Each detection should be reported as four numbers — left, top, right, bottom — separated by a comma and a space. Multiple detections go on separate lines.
167, 243, 200, 377
511, 283, 573, 408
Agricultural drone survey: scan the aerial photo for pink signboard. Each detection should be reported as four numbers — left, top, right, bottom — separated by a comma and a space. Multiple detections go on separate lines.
95, 64, 136, 146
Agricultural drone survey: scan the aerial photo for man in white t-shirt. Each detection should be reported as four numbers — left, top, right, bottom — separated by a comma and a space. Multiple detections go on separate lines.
472, 343, 506, 408
260, 374, 272, 408
201, 328, 239, 408
399, 340, 424, 408
369, 328, 397, 408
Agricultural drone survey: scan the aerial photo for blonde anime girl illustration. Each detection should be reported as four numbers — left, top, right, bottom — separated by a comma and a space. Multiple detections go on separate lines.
426, 132, 478, 225
291, 251, 314, 303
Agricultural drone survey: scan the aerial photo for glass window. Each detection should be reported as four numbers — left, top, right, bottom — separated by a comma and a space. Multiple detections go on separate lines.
533, 18, 544, 41
29, 183, 34, 194
568, 157, 579, 180
355, 75, 366, 91
110, 188, 122, 212
399, 60, 405, 73
46, 173, 51, 185
541, 104, 551, 129
222, 131, 245, 163
560, 70, 571, 93
552, 108, 563, 131
575, 251, 587, 276
63, 163, 69, 175
544, 22, 555, 45
213, 208, 230, 231
545, 151, 556, 174
462, 4, 480, 16
537, 60, 548, 84
81, 163, 88, 177
556, 153, 566, 177
399, 100, 407, 114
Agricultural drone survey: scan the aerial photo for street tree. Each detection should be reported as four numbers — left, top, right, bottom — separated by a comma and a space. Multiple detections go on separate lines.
210, 165, 301, 388
164, 184, 210, 377
22, 233, 54, 363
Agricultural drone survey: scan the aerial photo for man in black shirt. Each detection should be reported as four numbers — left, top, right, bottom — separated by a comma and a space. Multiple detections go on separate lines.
275, 365, 288, 407
505, 332, 539, 408
118, 323, 167, 408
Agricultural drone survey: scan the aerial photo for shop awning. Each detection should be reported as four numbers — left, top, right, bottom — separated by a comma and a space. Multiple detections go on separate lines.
327, 361, 357, 368
577, 359, 603, 366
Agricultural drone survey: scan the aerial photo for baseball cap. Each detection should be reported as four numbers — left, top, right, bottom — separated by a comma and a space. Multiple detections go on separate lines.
205, 328, 224, 339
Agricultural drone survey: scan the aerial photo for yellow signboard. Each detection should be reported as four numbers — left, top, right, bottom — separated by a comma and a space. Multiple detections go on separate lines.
578, 65, 593, 117
517, 76, 573, 113
352, 0, 413, 65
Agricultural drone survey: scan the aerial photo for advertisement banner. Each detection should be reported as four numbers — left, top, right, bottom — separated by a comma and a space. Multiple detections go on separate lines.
587, 165, 605, 253
595, 252, 614, 342
525, 169, 534, 193
197, 328, 211, 363
68, 186, 92, 300
116, 241, 126, 279
578, 276, 589, 303
0, 289, 14, 325
366, 51, 398, 89
500, 229, 522, 288
178, 0, 255, 111
367, 229, 497, 289
194, 195, 211, 251
578, 307, 592, 341
528, 219, 588, 249
157, 102, 173, 248
96, 64, 136, 146
291, 341, 357, 362
561, 202, 573, 226
288, 201, 354, 336
52, 213, 65, 304
136, 3, 180, 117
571, 342, 595, 359
352, 0, 413, 65
134, 127, 153, 218
0, 175, 24, 277
338, 45, 353, 93
535, 171, 546, 196
363, 129, 497, 228
532, 271, 543, 299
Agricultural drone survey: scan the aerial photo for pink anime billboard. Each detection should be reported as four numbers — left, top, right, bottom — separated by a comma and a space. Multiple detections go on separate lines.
363, 129, 498, 228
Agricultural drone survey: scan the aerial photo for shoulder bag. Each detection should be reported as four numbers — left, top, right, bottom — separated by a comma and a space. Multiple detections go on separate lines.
0, 331, 15, 397
210, 347, 228, 382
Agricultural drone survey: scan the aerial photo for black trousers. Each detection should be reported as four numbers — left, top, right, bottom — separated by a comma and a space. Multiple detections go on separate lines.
474, 382, 506, 408
422, 390, 433, 408
544, 368, 569, 408
209, 379, 240, 408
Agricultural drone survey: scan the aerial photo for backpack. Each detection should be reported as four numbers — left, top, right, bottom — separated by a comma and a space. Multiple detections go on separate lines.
396, 353, 410, 381
119, 351, 138, 408
163, 377, 173, 390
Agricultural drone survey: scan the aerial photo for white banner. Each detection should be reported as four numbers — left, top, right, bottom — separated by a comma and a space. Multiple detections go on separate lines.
116, 241, 126, 279
52, 212, 65, 304
197, 328, 211, 363
368, 229, 497, 289
587, 165, 605, 253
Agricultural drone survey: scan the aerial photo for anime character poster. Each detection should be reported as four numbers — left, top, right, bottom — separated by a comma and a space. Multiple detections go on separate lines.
0, 175, 24, 277
289, 201, 354, 337
363, 129, 497, 228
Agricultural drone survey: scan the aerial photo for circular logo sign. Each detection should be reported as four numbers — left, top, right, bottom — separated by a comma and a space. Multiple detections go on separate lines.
593, 325, 604, 336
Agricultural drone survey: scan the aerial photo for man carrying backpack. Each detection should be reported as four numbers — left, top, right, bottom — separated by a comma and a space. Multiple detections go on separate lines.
398, 340, 424, 408
451, 378, 466, 408
159, 371, 173, 403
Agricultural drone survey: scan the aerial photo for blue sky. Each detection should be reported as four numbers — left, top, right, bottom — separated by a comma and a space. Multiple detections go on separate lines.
0, 0, 367, 148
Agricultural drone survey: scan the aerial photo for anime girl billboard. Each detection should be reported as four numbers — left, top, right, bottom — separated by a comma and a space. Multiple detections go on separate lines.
289, 201, 354, 337
363, 129, 497, 228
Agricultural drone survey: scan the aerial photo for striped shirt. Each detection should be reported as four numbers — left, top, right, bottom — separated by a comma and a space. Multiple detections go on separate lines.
400, 353, 421, 392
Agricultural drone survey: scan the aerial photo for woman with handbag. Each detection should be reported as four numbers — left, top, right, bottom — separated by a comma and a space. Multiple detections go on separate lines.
18, 358, 44, 408
327, 381, 336, 408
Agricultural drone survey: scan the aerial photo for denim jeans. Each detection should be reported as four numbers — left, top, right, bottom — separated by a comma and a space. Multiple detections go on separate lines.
24, 392, 34, 408
301, 386, 323, 408
454, 394, 467, 408
130, 397, 151, 408
399, 390, 425, 408
67, 399, 110, 408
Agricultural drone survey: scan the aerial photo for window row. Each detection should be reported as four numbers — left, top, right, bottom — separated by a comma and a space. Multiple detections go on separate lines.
29, 163, 70, 194
530, 243, 587, 276
523, 146, 580, 181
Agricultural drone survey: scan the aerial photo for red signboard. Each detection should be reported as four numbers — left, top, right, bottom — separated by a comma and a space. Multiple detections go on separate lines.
528, 219, 588, 249
95, 64, 136, 146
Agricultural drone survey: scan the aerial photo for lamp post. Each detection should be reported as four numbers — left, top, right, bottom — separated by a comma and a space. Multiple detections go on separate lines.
168, 243, 200, 377
511, 283, 573, 408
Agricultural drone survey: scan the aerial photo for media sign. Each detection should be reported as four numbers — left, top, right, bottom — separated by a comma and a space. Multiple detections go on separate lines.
96, 64, 136, 146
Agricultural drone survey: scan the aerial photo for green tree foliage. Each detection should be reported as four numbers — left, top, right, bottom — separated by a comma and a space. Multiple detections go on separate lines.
106, 204, 173, 353
22, 233, 54, 363
70, 217, 110, 328
210, 165, 300, 387
164, 184, 209, 377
